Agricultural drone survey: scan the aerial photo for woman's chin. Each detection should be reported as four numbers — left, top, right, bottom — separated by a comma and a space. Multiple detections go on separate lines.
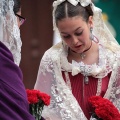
73, 50, 83, 54
70, 48, 83, 54
74, 49, 83, 53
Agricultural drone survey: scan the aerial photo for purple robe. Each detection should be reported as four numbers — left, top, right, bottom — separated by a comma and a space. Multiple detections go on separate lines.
0, 41, 35, 120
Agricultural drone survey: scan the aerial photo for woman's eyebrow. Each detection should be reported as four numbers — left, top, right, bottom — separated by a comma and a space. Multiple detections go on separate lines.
61, 27, 82, 34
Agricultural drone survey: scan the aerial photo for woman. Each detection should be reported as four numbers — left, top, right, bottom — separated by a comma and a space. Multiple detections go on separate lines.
0, 0, 35, 119
34, 0, 120, 120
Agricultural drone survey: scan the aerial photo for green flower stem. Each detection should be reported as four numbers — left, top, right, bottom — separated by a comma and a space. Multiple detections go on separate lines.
30, 100, 44, 120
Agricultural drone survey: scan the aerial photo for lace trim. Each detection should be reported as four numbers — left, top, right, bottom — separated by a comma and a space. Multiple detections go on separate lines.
96, 78, 102, 96
0, 0, 22, 65
64, 72, 72, 91
61, 44, 113, 78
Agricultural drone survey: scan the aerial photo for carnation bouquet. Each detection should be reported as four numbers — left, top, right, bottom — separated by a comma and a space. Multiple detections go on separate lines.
26, 89, 50, 120
89, 96, 120, 120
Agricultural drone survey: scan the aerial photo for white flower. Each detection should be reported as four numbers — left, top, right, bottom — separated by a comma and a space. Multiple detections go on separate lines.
80, 0, 91, 7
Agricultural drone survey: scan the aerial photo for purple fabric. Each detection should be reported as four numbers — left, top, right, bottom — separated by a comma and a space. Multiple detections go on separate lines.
0, 41, 35, 120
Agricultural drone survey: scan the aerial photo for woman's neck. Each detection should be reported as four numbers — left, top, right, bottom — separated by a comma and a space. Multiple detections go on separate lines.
68, 41, 99, 64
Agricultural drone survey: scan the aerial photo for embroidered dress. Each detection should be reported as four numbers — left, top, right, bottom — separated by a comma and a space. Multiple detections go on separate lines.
62, 72, 110, 119
34, 42, 120, 120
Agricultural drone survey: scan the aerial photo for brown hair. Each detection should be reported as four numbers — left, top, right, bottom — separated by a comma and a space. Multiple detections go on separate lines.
55, 1, 93, 25
13, 0, 21, 14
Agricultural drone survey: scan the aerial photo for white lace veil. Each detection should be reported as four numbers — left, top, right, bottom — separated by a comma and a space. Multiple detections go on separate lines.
0, 0, 22, 65
34, 0, 120, 119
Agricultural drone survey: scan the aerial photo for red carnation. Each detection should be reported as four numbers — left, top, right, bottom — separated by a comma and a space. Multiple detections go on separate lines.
89, 96, 120, 120
26, 89, 51, 120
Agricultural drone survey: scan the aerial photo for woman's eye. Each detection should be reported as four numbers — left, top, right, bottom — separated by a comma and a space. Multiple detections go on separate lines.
63, 35, 71, 39
75, 31, 83, 36
19, 18, 22, 22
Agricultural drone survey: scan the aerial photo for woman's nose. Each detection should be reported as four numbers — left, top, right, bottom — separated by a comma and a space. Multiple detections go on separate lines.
72, 36, 79, 45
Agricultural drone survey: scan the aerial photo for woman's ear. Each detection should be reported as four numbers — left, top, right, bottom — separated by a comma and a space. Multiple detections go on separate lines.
88, 16, 93, 28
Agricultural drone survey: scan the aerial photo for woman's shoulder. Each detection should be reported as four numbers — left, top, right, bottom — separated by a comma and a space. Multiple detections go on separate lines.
41, 42, 63, 61
44, 42, 62, 56
47, 42, 62, 52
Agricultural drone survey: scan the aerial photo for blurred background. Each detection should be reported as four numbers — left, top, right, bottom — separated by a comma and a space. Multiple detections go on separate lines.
20, 0, 120, 89
20, 0, 53, 89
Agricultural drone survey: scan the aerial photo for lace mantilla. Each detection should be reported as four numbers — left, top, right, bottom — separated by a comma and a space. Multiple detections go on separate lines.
35, 42, 120, 120
0, 0, 22, 65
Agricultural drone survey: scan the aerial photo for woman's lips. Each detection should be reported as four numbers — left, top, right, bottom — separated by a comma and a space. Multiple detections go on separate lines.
75, 45, 82, 48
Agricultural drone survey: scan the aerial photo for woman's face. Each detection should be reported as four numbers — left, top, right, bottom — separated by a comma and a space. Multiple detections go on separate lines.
57, 16, 93, 54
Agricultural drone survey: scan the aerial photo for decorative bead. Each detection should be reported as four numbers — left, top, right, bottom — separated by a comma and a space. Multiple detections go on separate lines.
84, 76, 89, 84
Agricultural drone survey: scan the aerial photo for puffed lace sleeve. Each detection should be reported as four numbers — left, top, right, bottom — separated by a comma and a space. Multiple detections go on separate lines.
104, 51, 120, 111
34, 50, 63, 120
34, 51, 54, 95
